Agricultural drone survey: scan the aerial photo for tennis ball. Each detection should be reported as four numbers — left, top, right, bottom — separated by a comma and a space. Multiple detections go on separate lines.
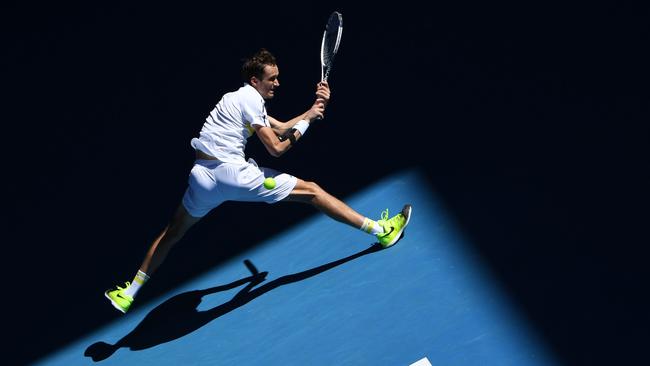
263, 177, 276, 190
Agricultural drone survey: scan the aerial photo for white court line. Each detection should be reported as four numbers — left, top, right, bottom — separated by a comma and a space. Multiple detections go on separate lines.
410, 357, 432, 366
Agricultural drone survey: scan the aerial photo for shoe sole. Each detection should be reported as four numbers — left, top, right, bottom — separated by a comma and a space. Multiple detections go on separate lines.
104, 291, 128, 314
382, 204, 412, 248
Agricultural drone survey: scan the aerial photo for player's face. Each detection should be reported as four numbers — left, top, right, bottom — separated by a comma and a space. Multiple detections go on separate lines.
252, 65, 280, 99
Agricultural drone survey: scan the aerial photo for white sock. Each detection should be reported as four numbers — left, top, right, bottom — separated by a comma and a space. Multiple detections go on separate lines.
123, 270, 150, 298
360, 217, 384, 235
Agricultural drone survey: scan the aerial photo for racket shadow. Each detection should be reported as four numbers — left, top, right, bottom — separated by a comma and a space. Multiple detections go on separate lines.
84, 243, 382, 362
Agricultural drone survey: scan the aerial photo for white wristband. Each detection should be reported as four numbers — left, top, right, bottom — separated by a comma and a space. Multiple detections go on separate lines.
294, 119, 310, 136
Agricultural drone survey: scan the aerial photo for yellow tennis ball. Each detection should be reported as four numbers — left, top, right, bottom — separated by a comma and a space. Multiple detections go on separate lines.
263, 177, 276, 190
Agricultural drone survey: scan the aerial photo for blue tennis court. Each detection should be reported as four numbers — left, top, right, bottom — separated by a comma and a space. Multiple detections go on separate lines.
35, 169, 559, 365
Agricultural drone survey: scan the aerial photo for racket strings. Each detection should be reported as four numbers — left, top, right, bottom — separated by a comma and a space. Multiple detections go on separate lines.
323, 36, 337, 65
322, 14, 342, 67
320, 12, 342, 81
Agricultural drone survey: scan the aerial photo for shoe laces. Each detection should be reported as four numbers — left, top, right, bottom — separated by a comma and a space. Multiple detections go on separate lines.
381, 209, 389, 221
380, 208, 405, 227
117, 281, 130, 290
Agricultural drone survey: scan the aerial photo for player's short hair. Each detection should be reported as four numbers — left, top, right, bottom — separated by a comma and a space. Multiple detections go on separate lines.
242, 48, 277, 84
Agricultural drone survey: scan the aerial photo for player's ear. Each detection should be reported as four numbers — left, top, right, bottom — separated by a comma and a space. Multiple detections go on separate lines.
250, 76, 259, 86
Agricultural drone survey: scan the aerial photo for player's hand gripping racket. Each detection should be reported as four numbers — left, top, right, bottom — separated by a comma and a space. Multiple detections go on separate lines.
316, 11, 343, 120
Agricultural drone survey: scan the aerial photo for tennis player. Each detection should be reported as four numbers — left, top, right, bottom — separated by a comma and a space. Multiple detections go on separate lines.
105, 49, 412, 314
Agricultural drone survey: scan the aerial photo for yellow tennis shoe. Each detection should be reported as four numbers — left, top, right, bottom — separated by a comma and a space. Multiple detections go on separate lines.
104, 282, 133, 314
376, 204, 412, 248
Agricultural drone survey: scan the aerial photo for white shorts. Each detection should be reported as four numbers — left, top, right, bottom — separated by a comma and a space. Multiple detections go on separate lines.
182, 158, 297, 218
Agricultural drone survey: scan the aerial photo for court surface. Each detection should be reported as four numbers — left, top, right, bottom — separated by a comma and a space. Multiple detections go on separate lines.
36, 169, 559, 365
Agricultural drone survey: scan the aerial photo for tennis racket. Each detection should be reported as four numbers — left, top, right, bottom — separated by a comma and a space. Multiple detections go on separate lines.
320, 11, 343, 83
316, 11, 342, 120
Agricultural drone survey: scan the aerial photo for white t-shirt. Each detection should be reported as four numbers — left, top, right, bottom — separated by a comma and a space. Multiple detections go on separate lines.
191, 84, 269, 163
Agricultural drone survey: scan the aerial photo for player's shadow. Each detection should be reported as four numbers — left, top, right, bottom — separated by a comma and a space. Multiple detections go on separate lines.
84, 243, 383, 362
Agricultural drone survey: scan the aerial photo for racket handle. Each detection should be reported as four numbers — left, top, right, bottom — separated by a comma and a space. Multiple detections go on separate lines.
315, 79, 328, 120
243, 259, 259, 275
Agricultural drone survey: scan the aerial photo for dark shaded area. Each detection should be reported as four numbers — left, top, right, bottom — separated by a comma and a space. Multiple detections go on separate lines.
85, 245, 381, 361
3, 2, 647, 365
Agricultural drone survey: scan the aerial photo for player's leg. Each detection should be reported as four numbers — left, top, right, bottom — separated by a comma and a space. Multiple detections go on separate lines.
105, 203, 202, 314
104, 161, 221, 314
283, 178, 412, 247
284, 178, 365, 227
139, 203, 202, 275
240, 163, 412, 247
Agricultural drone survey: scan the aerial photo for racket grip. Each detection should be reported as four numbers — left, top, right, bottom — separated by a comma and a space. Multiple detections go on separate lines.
315, 79, 328, 120
243, 259, 259, 275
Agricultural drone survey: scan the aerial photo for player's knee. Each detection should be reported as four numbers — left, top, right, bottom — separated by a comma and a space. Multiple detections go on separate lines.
164, 205, 199, 240
305, 181, 324, 195
165, 222, 191, 241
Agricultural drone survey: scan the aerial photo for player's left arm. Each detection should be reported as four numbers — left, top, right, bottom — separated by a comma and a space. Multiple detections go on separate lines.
267, 115, 301, 136
267, 82, 330, 136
